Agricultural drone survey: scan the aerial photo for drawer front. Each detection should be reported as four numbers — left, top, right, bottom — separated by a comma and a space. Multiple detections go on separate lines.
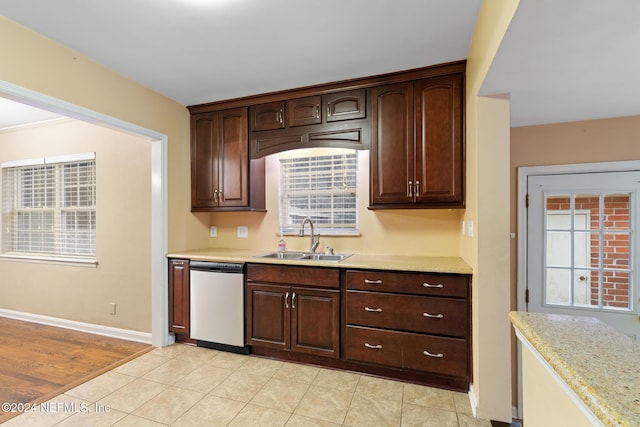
402, 333, 468, 378
346, 270, 469, 298
346, 291, 468, 337
247, 264, 339, 288
345, 326, 402, 368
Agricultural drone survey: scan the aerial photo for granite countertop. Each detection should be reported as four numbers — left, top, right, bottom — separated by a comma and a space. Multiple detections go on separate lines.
166, 247, 472, 275
510, 311, 640, 427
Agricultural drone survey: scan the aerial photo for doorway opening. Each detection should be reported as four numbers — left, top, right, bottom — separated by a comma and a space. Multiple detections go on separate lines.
0, 80, 169, 348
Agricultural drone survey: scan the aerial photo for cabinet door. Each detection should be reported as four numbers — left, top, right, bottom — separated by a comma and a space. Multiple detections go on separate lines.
326, 89, 366, 122
414, 74, 463, 205
291, 287, 340, 358
246, 283, 290, 350
250, 101, 285, 131
168, 259, 190, 341
191, 112, 219, 209
218, 108, 249, 207
370, 82, 414, 205
288, 96, 321, 127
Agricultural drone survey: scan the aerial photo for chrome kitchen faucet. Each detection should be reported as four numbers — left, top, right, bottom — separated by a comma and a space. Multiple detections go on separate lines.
299, 217, 320, 253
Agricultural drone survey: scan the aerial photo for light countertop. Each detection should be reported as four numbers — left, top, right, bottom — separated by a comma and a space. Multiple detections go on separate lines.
510, 311, 640, 427
166, 247, 472, 275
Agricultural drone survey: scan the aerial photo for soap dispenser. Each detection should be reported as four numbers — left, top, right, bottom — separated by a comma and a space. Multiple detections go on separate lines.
278, 234, 286, 252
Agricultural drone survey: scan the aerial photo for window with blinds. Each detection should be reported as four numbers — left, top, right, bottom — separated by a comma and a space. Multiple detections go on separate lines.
279, 149, 358, 235
1, 153, 96, 261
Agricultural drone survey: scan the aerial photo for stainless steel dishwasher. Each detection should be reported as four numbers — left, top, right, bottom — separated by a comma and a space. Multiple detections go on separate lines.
189, 261, 248, 354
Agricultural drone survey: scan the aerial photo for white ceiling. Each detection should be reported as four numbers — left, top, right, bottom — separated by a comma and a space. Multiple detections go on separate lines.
0, 0, 639, 128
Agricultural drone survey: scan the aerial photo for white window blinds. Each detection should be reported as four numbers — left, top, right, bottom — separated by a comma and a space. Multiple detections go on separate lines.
1, 153, 96, 260
279, 149, 358, 235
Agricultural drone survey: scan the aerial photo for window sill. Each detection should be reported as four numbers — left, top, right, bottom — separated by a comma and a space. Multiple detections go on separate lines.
0, 254, 98, 268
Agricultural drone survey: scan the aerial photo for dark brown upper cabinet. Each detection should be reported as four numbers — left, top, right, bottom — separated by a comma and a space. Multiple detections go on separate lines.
250, 101, 285, 131
288, 96, 322, 127
188, 61, 465, 210
191, 107, 265, 212
326, 89, 366, 122
370, 73, 464, 209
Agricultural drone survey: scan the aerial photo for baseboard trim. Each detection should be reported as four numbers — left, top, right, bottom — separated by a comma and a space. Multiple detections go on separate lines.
468, 384, 478, 417
0, 309, 152, 344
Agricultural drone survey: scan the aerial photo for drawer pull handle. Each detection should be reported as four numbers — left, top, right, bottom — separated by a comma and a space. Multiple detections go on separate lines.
423, 282, 444, 288
364, 279, 382, 285
365, 343, 383, 349
423, 350, 444, 358
365, 307, 382, 312
423, 312, 444, 319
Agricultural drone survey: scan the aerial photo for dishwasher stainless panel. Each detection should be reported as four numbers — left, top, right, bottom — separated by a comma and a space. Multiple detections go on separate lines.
189, 261, 248, 354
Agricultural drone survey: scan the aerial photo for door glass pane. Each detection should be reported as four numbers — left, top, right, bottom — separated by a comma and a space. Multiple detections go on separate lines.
544, 191, 633, 311
547, 230, 571, 266
546, 195, 570, 229
604, 194, 630, 230
546, 267, 571, 305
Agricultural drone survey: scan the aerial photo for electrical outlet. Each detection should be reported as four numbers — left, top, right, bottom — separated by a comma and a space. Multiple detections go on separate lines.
237, 226, 248, 238
467, 220, 474, 237
210, 226, 217, 237
109, 302, 116, 315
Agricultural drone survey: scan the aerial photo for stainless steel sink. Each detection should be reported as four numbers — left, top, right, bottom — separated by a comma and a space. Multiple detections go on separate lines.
255, 251, 352, 262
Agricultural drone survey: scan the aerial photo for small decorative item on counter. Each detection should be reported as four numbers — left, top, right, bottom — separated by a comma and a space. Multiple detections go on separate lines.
278, 234, 286, 252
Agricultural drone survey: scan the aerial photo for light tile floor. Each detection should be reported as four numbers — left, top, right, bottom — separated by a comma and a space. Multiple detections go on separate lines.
4, 343, 493, 426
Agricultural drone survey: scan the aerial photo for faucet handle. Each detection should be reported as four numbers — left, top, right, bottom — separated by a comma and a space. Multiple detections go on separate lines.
325, 246, 334, 255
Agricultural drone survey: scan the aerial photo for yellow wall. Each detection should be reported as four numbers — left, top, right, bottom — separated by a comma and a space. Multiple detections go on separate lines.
520, 342, 596, 426
465, 0, 519, 422
0, 119, 153, 331
0, 16, 202, 254
208, 152, 464, 257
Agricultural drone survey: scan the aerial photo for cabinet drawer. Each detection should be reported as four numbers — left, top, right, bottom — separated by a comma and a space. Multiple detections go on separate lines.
247, 264, 339, 288
403, 332, 468, 378
344, 326, 402, 368
346, 291, 468, 337
346, 270, 469, 298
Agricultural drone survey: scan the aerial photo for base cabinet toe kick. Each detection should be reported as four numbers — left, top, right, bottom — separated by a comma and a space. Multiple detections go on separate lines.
245, 264, 472, 391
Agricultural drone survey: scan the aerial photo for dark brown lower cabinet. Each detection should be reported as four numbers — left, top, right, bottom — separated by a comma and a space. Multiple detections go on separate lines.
246, 264, 340, 358
344, 269, 471, 388
168, 258, 194, 343
244, 263, 471, 391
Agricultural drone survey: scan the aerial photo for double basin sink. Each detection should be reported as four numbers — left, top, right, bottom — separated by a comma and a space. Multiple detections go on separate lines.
255, 251, 353, 262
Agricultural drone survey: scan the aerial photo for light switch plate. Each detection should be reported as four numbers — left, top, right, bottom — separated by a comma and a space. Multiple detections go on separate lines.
237, 226, 248, 238
210, 226, 217, 238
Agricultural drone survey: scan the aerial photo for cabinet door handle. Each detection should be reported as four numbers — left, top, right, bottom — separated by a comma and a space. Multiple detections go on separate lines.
423, 350, 444, 358
364, 279, 382, 285
423, 282, 444, 289
365, 307, 382, 312
285, 292, 289, 309
219, 190, 224, 202
423, 312, 444, 319
408, 181, 413, 197
364, 343, 382, 349
214, 190, 219, 203
315, 105, 320, 119
278, 109, 284, 124
327, 102, 332, 117
292, 292, 296, 309
415, 180, 420, 195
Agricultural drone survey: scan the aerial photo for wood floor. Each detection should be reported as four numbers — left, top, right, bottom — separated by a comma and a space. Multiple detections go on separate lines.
0, 317, 151, 424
